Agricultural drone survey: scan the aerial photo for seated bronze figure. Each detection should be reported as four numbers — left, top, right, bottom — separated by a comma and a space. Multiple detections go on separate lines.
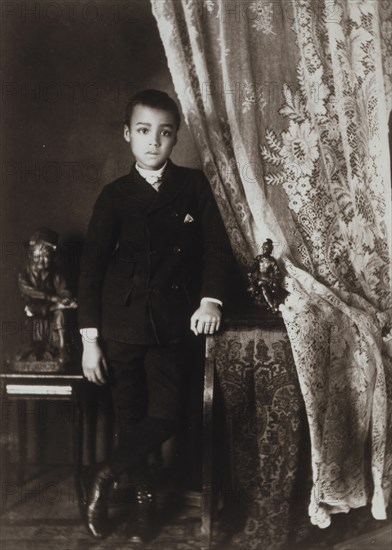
17, 227, 77, 366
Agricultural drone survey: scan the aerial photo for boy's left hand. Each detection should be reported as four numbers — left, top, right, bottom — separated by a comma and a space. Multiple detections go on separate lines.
190, 302, 221, 335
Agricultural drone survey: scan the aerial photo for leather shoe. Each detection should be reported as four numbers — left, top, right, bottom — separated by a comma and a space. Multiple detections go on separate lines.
129, 484, 156, 543
84, 463, 115, 539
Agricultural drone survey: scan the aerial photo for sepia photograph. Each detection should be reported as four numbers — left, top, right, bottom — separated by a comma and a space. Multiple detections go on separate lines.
1, 1, 391, 549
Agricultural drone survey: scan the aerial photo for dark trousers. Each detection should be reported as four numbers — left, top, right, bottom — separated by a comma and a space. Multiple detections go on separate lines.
104, 340, 186, 476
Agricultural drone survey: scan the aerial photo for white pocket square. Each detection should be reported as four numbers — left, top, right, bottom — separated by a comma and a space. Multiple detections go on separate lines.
184, 214, 194, 223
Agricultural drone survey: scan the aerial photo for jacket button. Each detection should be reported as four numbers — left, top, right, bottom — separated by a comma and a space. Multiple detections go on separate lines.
171, 284, 179, 291
173, 246, 181, 254
171, 211, 179, 218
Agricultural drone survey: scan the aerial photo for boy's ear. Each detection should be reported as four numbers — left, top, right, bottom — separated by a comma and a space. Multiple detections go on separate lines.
123, 125, 130, 142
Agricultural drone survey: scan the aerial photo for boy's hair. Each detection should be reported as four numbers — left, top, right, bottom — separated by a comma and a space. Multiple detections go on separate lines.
124, 89, 181, 130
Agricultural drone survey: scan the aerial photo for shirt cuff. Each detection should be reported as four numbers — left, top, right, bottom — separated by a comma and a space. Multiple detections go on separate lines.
79, 328, 99, 343
201, 297, 223, 307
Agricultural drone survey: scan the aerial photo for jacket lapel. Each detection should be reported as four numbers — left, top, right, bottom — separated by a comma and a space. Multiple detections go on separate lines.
118, 165, 157, 206
148, 160, 184, 213
118, 161, 184, 212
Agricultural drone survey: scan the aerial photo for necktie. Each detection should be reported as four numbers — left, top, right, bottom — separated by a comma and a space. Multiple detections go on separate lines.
144, 174, 162, 191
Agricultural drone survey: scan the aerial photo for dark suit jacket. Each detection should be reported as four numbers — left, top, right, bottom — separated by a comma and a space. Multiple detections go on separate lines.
78, 160, 233, 344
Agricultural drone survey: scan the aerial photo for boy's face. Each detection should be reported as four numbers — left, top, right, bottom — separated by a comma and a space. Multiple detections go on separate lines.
124, 104, 178, 170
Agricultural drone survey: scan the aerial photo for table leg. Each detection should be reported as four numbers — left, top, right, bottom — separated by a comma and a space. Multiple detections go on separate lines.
72, 389, 85, 514
17, 400, 27, 482
201, 336, 216, 550
0, 384, 9, 483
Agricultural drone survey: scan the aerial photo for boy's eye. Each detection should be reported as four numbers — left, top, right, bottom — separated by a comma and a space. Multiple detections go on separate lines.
161, 130, 172, 137
137, 128, 149, 134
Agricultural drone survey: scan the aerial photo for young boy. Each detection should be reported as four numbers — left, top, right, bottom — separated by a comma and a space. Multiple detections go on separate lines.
78, 90, 231, 541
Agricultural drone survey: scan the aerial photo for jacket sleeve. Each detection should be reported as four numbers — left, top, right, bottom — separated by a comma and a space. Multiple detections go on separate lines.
78, 185, 119, 329
196, 172, 234, 304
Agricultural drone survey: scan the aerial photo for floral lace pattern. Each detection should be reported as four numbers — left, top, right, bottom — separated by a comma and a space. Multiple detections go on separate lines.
248, 1, 276, 35
151, 0, 392, 530
280, 0, 392, 526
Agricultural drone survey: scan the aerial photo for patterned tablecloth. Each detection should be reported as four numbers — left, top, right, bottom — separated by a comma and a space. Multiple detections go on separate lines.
212, 324, 311, 549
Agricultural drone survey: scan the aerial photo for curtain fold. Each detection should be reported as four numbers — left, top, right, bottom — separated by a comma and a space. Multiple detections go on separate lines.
151, 0, 392, 528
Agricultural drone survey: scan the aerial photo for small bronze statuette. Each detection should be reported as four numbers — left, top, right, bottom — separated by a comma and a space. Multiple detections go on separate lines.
14, 227, 77, 372
247, 239, 287, 314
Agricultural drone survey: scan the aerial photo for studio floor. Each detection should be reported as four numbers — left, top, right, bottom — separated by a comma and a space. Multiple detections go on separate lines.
1, 466, 391, 550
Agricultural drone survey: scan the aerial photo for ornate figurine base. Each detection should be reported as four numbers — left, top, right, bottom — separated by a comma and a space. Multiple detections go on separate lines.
11, 360, 67, 374
253, 299, 282, 314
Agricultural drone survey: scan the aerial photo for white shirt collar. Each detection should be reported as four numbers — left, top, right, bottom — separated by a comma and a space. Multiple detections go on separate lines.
135, 161, 167, 181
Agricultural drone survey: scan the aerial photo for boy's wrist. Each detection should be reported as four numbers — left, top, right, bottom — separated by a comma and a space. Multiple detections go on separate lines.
80, 327, 99, 344
201, 297, 223, 308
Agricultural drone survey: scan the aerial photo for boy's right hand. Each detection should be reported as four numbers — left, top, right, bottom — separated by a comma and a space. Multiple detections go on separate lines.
82, 341, 108, 385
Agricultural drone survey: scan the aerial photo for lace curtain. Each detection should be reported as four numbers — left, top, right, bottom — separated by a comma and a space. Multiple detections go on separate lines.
150, 0, 392, 528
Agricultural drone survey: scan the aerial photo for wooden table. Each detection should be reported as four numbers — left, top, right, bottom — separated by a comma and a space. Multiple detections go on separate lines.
0, 370, 85, 487
201, 307, 306, 549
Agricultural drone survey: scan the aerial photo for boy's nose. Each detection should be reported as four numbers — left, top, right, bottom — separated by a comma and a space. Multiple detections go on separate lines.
150, 134, 160, 147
